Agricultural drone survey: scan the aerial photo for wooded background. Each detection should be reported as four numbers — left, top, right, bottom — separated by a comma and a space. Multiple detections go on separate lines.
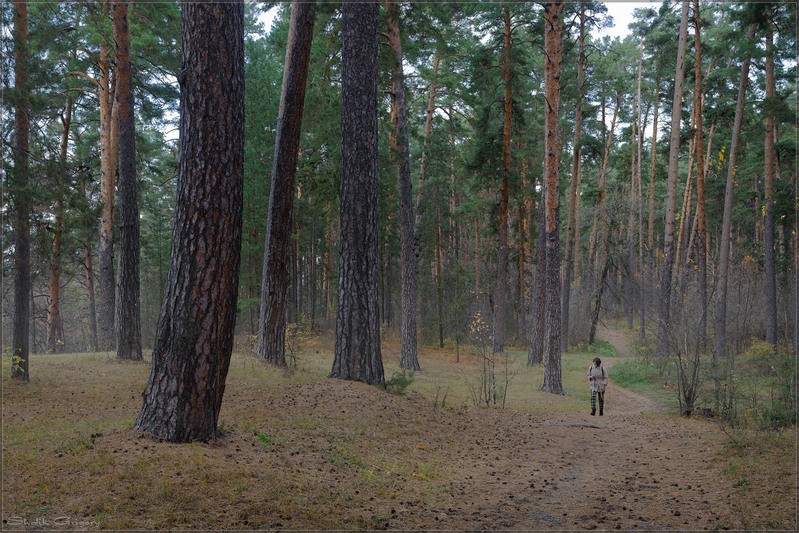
4, 1, 796, 379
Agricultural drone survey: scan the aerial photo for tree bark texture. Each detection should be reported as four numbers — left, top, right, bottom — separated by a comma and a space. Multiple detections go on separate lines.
656, 0, 689, 357
493, 6, 512, 354
561, 0, 584, 352
255, 0, 315, 367
387, 0, 420, 371
114, 1, 142, 361
542, 0, 564, 394
136, 0, 244, 442
763, 18, 777, 345
331, 2, 384, 386
98, 11, 118, 351
12, 0, 31, 380
715, 23, 755, 359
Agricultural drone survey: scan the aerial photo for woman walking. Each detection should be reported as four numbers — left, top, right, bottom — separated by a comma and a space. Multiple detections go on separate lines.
588, 357, 608, 416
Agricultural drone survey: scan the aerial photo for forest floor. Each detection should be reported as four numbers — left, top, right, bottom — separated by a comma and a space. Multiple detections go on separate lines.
2, 325, 796, 530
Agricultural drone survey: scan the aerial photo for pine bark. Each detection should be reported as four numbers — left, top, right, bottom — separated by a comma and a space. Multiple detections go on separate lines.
542, 0, 564, 395
656, 0, 690, 357
114, 1, 142, 361
331, 2, 384, 386
763, 18, 777, 345
136, 0, 245, 442
12, 0, 30, 380
561, 0, 585, 351
386, 0, 420, 371
255, 0, 315, 366
493, 6, 513, 354
715, 25, 755, 358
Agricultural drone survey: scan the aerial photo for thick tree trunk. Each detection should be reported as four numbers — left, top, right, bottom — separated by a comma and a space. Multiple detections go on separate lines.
386, 0, 420, 371
331, 2, 383, 385
114, 1, 142, 361
763, 18, 777, 345
693, 0, 707, 350
493, 6, 512, 354
255, 0, 315, 366
561, 0, 584, 352
656, 0, 690, 357
542, 0, 564, 395
12, 0, 30, 380
136, 0, 244, 442
98, 12, 118, 352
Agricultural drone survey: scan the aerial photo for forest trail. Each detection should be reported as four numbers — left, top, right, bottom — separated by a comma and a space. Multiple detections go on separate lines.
427, 324, 748, 530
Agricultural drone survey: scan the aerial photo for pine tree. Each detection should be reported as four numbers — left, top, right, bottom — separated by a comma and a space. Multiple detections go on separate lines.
136, 0, 245, 442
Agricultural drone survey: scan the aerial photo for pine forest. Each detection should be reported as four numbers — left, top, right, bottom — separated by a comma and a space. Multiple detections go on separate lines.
2, 1, 797, 530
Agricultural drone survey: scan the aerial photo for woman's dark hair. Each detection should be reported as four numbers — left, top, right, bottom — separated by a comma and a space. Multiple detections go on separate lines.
593, 357, 601, 366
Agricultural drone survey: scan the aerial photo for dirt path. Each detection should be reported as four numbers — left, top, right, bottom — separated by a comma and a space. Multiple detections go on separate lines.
408, 325, 747, 530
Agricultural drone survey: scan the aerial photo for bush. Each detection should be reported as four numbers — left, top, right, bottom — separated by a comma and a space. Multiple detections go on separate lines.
385, 371, 415, 395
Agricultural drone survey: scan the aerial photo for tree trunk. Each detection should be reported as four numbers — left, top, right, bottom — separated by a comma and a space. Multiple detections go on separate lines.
449, 106, 459, 260
656, 0, 690, 357
561, 0, 584, 352
675, 103, 697, 283
493, 6, 513, 354
114, 1, 142, 361
416, 50, 440, 219
589, 259, 610, 345
528, 181, 545, 366
12, 0, 30, 380
714, 24, 755, 359
48, 95, 72, 353
763, 17, 777, 345
386, 0, 420, 371
255, 0, 315, 366
693, 0, 707, 351
84, 239, 99, 352
542, 0, 564, 395
98, 6, 118, 351
626, 103, 637, 331
331, 2, 383, 386
136, 0, 245, 442
590, 94, 619, 277
645, 78, 660, 341
436, 206, 445, 349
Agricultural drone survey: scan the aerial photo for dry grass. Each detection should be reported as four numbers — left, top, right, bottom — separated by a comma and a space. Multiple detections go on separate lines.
2, 334, 795, 530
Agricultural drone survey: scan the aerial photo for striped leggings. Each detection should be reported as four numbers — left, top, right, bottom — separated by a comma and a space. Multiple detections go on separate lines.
591, 390, 604, 414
